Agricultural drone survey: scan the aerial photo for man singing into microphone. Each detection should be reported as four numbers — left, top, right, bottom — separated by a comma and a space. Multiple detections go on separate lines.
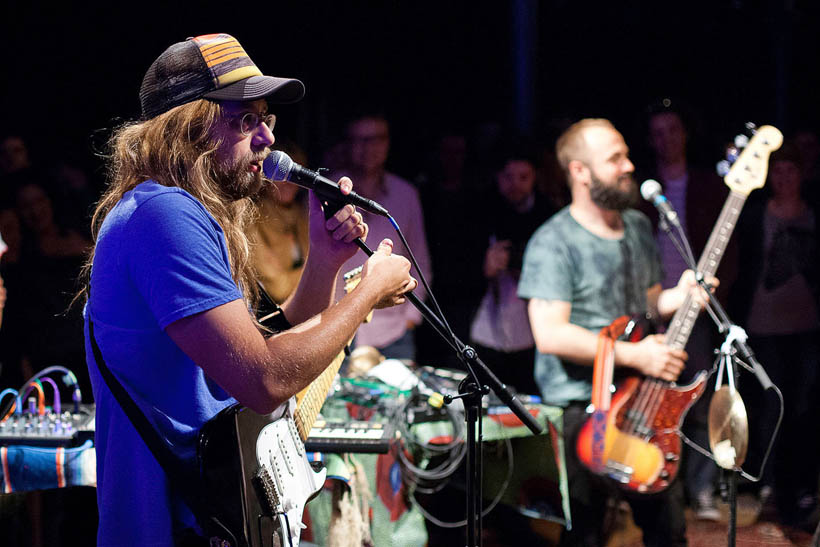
519, 119, 711, 546
81, 33, 416, 545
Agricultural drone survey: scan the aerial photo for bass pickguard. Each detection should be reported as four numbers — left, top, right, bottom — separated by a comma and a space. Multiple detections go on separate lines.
577, 372, 707, 493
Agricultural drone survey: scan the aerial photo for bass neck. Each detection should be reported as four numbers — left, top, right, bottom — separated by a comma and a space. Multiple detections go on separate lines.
664, 191, 747, 350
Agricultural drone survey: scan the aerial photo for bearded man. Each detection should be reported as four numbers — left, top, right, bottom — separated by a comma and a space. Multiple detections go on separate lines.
518, 119, 703, 546
82, 34, 416, 546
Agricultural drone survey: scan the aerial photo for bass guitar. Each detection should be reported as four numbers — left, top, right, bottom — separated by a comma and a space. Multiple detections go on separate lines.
576, 125, 782, 494
198, 267, 366, 547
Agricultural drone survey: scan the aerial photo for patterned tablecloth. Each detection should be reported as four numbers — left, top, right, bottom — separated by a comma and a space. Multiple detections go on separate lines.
304, 398, 568, 546
0, 440, 96, 493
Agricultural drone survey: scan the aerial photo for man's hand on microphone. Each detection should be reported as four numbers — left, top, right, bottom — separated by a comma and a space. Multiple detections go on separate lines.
360, 239, 417, 309
307, 177, 368, 268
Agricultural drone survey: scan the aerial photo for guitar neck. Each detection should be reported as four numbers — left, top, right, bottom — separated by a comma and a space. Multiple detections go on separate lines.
292, 266, 366, 441
665, 190, 748, 350
293, 348, 347, 441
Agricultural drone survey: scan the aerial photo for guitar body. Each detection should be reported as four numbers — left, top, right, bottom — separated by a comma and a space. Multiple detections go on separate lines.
576, 372, 707, 493
198, 399, 326, 547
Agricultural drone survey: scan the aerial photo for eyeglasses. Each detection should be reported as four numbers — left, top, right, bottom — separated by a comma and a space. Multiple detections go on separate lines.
230, 111, 276, 136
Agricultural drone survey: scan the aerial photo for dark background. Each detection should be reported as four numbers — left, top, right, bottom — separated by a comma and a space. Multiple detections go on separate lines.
1, 3, 818, 545
3, 0, 819, 186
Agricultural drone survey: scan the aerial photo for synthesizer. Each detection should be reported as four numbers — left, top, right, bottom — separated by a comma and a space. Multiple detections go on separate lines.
305, 419, 393, 454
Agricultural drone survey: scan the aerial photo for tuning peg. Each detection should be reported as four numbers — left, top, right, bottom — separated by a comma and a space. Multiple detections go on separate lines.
734, 134, 750, 149
745, 121, 757, 134
726, 146, 740, 162
716, 160, 731, 177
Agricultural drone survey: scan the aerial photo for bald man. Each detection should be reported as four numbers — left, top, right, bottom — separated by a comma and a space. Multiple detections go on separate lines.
518, 119, 699, 546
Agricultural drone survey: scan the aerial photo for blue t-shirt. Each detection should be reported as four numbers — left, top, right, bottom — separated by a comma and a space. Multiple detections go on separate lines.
84, 181, 243, 546
518, 207, 661, 407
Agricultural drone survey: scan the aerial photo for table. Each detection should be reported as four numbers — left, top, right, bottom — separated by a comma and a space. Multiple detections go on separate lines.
304, 398, 568, 546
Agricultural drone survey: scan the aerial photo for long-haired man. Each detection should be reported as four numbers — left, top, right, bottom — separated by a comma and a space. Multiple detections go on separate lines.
82, 34, 415, 545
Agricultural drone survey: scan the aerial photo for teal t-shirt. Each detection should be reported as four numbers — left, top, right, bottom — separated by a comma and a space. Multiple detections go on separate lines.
517, 207, 661, 407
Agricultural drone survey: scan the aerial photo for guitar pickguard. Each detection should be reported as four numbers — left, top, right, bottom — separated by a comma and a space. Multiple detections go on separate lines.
256, 398, 327, 547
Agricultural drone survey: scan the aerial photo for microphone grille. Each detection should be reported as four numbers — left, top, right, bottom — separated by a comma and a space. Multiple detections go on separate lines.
262, 150, 294, 181
640, 179, 662, 201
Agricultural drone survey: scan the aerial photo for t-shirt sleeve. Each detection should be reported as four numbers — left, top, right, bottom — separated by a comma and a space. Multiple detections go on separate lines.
125, 191, 243, 329
517, 226, 574, 302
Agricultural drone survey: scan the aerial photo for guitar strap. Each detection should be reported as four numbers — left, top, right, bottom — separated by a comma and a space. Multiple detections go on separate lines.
619, 235, 640, 317
86, 311, 226, 543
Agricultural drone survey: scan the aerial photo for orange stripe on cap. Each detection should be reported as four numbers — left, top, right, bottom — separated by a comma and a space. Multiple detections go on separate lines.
194, 34, 235, 52
201, 44, 244, 64
205, 51, 248, 66
192, 33, 261, 87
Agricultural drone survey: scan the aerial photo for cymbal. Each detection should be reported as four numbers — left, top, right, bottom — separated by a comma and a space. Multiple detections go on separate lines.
708, 385, 749, 469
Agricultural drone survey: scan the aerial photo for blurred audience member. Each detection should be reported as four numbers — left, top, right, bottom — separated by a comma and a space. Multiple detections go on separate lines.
640, 101, 732, 520
0, 209, 23, 383
469, 140, 555, 395
536, 118, 574, 210
250, 140, 310, 304
1, 136, 44, 209
730, 143, 820, 532
794, 127, 820, 209
333, 112, 431, 361
17, 183, 91, 259
13, 183, 92, 399
48, 161, 98, 238
416, 129, 486, 367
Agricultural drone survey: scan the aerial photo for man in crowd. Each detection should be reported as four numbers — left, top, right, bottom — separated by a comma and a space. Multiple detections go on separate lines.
519, 118, 711, 546
469, 140, 554, 394
83, 33, 416, 545
334, 112, 431, 361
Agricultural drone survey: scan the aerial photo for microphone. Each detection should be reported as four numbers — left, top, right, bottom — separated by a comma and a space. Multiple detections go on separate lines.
640, 179, 680, 228
262, 151, 389, 217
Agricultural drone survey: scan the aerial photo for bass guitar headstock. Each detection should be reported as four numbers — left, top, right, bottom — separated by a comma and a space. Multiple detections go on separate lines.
715, 123, 783, 196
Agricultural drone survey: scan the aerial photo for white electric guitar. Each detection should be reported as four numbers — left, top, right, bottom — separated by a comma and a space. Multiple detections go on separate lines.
198, 268, 365, 547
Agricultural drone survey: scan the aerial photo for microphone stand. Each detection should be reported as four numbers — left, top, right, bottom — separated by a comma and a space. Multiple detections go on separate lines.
656, 217, 780, 547
322, 199, 543, 547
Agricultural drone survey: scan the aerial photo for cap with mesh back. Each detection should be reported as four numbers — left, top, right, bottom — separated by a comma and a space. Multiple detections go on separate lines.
139, 33, 305, 119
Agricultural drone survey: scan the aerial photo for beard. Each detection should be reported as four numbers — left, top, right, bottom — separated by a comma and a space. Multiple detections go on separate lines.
214, 152, 267, 201
589, 171, 639, 211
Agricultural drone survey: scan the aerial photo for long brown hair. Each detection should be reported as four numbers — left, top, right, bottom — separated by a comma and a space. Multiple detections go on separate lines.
79, 99, 259, 308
